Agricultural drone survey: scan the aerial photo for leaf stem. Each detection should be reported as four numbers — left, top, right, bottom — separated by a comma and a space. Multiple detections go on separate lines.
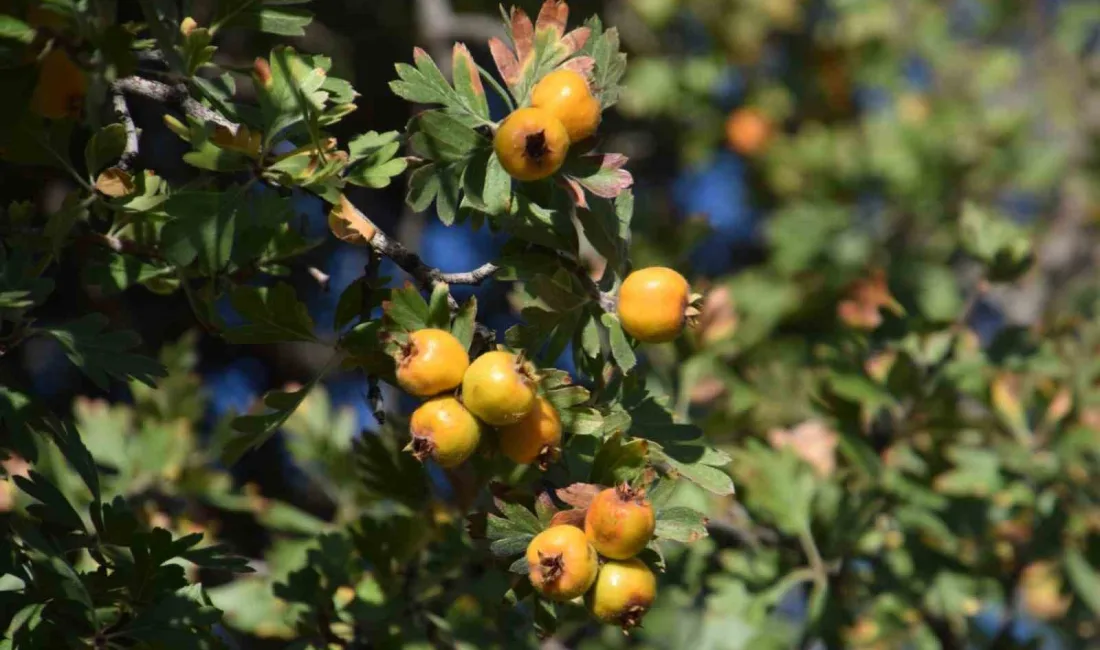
476, 62, 515, 113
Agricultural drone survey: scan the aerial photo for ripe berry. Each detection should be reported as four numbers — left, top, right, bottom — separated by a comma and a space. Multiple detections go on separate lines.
31, 49, 87, 120
724, 108, 772, 156
584, 484, 656, 559
499, 395, 562, 468
407, 396, 482, 468
586, 558, 657, 630
617, 267, 694, 343
526, 525, 599, 601
461, 350, 536, 426
493, 107, 570, 181
394, 328, 469, 398
531, 69, 601, 143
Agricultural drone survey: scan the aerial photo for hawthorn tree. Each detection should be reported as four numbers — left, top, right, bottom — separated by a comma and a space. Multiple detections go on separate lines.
6, 1, 1100, 649
1, 1, 728, 647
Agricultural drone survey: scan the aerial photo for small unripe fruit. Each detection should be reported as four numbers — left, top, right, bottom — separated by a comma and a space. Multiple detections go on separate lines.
493, 107, 570, 181
526, 525, 599, 601
407, 396, 482, 468
461, 350, 537, 426
586, 558, 657, 630
31, 49, 87, 120
395, 328, 469, 397
617, 267, 692, 343
499, 395, 562, 468
584, 484, 656, 559
531, 69, 602, 143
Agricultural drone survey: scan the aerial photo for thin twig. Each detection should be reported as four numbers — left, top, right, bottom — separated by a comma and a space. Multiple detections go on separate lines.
113, 76, 239, 134
307, 266, 331, 292
81, 232, 161, 260
111, 89, 140, 172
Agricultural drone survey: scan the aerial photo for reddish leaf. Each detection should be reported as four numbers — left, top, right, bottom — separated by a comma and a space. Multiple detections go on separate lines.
556, 482, 602, 509
559, 55, 595, 83
560, 27, 591, 57
549, 508, 586, 529
566, 153, 634, 199
557, 176, 588, 209
510, 7, 536, 73
452, 43, 489, 117
489, 37, 520, 89
536, 0, 569, 40
837, 268, 902, 330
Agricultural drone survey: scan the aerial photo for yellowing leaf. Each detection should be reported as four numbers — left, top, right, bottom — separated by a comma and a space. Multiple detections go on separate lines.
328, 194, 377, 245
95, 168, 135, 198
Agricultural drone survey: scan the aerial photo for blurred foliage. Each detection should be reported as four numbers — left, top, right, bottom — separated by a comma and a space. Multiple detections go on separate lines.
3, 0, 1100, 649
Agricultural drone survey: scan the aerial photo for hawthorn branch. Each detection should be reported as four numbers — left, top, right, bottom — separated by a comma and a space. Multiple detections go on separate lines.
111, 89, 140, 172
113, 76, 239, 134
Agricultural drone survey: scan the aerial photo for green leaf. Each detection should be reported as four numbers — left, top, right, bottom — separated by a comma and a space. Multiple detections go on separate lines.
406, 161, 465, 224
215, 2, 313, 36
577, 198, 625, 272
354, 431, 430, 507
161, 191, 239, 274
391, 47, 491, 126
452, 297, 477, 349
81, 249, 170, 296
582, 17, 629, 109
346, 131, 407, 188
0, 16, 36, 44
42, 313, 167, 389
481, 153, 512, 217
959, 202, 1034, 282
1066, 548, 1100, 617
409, 110, 488, 163
256, 46, 328, 144
654, 506, 709, 543
14, 471, 85, 531
223, 283, 317, 344
386, 284, 430, 332
492, 499, 543, 536
425, 282, 451, 329
590, 433, 648, 486
0, 245, 53, 308
451, 43, 490, 120
601, 313, 636, 372
224, 371, 328, 464
84, 123, 128, 175
0, 388, 34, 459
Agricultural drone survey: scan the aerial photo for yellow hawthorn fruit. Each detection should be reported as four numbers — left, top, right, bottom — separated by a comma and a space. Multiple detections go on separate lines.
724, 108, 772, 156
617, 267, 695, 343
407, 396, 482, 468
531, 69, 601, 143
499, 395, 562, 468
461, 350, 537, 426
526, 525, 599, 601
31, 49, 87, 120
394, 328, 469, 398
584, 483, 656, 560
493, 107, 569, 181
586, 558, 657, 630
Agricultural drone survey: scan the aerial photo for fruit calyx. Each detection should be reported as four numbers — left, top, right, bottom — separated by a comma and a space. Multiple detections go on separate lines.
684, 292, 705, 329
512, 350, 540, 384
395, 337, 419, 367
406, 435, 435, 462
537, 550, 565, 582
523, 130, 550, 163
614, 482, 646, 505
617, 603, 649, 632
536, 444, 561, 471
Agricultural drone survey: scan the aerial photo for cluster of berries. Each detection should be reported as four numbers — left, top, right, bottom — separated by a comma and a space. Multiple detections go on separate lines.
493, 69, 601, 181
527, 484, 658, 630
395, 263, 698, 469
397, 330, 561, 469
